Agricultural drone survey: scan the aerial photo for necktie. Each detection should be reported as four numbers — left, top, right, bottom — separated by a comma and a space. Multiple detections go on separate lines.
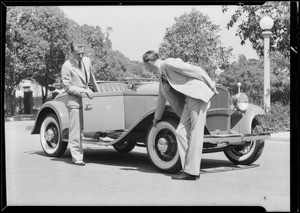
78, 60, 87, 84
78, 60, 82, 70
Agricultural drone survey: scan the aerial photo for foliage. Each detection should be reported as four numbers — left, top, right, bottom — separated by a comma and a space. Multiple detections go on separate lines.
222, 2, 290, 58
5, 6, 153, 116
6, 6, 69, 104
93, 49, 129, 81
269, 52, 290, 104
218, 52, 290, 106
257, 102, 290, 132
5, 7, 33, 115
66, 21, 150, 81
218, 55, 263, 105
158, 8, 233, 77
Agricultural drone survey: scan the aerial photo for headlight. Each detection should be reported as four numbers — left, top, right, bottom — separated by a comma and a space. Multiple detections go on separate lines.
233, 93, 249, 112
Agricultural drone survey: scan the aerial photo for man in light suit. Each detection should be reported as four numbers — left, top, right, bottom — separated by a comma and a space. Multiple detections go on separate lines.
142, 50, 218, 180
61, 39, 99, 166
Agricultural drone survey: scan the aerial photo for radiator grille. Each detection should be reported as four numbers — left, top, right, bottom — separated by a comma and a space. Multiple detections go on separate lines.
206, 85, 230, 134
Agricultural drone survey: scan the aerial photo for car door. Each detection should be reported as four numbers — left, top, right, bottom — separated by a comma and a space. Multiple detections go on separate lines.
81, 91, 125, 136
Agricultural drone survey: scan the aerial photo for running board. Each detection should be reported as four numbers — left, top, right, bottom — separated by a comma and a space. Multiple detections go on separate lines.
82, 136, 116, 146
81, 132, 271, 146
204, 132, 271, 145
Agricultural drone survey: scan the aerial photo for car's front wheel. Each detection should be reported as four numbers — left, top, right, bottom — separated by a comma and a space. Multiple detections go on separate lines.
40, 113, 67, 157
146, 119, 181, 173
224, 120, 265, 165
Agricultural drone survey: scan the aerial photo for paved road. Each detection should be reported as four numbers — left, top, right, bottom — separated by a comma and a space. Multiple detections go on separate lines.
4, 121, 290, 211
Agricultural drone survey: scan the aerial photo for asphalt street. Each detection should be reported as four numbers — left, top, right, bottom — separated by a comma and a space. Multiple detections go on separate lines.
4, 120, 290, 211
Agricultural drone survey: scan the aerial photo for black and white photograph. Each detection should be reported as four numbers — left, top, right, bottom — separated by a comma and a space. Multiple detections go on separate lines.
2, 1, 297, 211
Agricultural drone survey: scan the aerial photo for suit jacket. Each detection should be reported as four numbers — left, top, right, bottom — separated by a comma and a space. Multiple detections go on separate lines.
155, 58, 215, 120
61, 56, 99, 109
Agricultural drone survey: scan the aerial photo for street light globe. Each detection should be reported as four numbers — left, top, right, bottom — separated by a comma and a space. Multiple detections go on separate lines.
259, 16, 274, 30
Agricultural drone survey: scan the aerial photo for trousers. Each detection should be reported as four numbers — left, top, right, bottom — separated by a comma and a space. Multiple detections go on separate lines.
68, 107, 84, 162
176, 96, 208, 176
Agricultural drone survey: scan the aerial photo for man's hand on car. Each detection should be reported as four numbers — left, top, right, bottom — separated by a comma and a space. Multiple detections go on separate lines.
82, 89, 94, 99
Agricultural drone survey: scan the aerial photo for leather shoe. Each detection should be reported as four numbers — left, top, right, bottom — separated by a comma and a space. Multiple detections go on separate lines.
172, 172, 199, 180
73, 160, 85, 166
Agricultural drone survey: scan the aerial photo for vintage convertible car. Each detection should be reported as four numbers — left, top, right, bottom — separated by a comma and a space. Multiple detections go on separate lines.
31, 79, 270, 173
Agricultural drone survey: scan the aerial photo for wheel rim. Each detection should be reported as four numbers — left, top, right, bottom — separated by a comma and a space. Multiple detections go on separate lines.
44, 123, 59, 148
40, 116, 60, 154
147, 120, 180, 172
231, 124, 263, 156
231, 141, 254, 156
226, 124, 264, 162
154, 128, 177, 162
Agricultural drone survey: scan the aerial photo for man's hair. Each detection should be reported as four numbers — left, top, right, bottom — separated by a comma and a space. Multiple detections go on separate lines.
70, 39, 84, 52
142, 50, 160, 62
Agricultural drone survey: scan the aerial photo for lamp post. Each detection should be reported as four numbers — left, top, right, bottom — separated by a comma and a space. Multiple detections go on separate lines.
259, 16, 274, 114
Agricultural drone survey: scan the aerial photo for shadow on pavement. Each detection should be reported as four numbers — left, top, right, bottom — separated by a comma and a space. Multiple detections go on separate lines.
28, 150, 75, 165
85, 148, 159, 174
200, 158, 259, 174
29, 147, 159, 173
28, 148, 259, 175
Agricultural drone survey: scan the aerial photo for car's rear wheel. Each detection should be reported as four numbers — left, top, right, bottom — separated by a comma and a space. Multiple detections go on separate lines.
113, 141, 135, 153
40, 113, 67, 157
146, 119, 181, 173
224, 119, 265, 165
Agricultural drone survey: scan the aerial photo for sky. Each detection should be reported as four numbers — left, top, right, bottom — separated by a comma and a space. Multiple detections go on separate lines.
59, 5, 260, 63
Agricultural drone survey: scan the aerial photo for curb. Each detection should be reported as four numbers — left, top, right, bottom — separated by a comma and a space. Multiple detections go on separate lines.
270, 131, 290, 138
269, 131, 290, 142
5, 115, 37, 122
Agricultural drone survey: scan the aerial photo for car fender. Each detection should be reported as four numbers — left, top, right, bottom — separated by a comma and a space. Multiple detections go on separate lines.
230, 103, 265, 134
31, 101, 69, 142
114, 105, 179, 144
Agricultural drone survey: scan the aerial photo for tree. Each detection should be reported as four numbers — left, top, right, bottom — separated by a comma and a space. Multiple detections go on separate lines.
222, 2, 290, 58
217, 54, 263, 105
269, 51, 290, 104
158, 8, 233, 77
93, 49, 128, 81
5, 7, 34, 115
66, 22, 133, 81
67, 21, 153, 81
218, 52, 290, 106
6, 6, 69, 104
31, 7, 69, 103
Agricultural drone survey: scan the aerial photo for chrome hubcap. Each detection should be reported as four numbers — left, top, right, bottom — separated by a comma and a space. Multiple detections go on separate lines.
44, 124, 58, 148
154, 128, 177, 162
157, 138, 168, 153
45, 129, 55, 142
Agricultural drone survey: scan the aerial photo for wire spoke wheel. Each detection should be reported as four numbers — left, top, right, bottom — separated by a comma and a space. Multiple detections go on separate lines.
224, 120, 265, 165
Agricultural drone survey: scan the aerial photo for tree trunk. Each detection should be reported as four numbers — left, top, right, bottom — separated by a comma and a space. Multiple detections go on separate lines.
6, 89, 16, 116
